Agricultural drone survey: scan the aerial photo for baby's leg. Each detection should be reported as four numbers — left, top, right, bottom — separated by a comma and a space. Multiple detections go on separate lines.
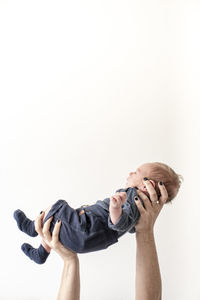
13, 209, 38, 237
21, 205, 52, 264
21, 243, 50, 264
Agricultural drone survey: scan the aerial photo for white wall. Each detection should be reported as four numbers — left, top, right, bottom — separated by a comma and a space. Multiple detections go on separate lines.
0, 0, 200, 299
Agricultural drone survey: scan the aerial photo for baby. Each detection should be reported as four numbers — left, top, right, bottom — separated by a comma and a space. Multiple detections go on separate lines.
13, 162, 182, 264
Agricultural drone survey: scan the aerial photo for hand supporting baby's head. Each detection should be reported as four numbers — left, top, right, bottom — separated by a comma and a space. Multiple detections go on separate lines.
147, 162, 183, 203
126, 162, 183, 204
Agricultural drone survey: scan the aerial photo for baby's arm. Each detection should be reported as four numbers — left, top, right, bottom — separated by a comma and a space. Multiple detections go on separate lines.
108, 188, 140, 233
109, 192, 127, 224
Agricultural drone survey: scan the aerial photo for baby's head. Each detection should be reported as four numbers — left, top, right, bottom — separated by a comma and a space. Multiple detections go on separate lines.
126, 162, 183, 204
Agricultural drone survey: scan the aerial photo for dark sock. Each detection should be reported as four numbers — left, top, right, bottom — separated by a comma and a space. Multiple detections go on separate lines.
21, 243, 50, 264
13, 209, 38, 237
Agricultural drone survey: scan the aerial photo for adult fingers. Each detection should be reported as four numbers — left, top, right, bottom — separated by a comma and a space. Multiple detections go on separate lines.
158, 182, 168, 205
42, 216, 53, 242
52, 220, 62, 244
134, 196, 146, 214
35, 211, 45, 237
136, 189, 152, 210
143, 179, 158, 203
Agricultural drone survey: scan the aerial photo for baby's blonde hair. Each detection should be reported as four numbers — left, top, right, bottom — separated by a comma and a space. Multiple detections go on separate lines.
150, 162, 183, 204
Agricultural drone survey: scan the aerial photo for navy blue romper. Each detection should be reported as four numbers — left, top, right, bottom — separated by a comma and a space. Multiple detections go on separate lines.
43, 187, 140, 253
43, 200, 119, 253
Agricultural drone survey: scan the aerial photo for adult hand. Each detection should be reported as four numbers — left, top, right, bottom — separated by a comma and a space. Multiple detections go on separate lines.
134, 180, 168, 233
35, 213, 77, 261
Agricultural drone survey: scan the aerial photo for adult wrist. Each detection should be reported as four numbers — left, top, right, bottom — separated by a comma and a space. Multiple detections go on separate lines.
63, 256, 79, 271
62, 253, 79, 264
136, 230, 154, 242
54, 248, 78, 262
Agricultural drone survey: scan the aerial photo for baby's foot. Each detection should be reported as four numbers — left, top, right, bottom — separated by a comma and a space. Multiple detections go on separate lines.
109, 192, 127, 224
13, 209, 38, 237
21, 243, 50, 264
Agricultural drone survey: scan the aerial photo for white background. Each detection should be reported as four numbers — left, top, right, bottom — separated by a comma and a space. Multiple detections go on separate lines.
0, 0, 200, 299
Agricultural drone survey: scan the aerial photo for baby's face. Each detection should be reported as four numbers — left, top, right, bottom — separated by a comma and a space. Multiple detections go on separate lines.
125, 163, 154, 189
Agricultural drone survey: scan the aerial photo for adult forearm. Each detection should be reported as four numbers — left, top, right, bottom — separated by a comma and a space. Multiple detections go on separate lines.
57, 257, 80, 300
135, 231, 162, 300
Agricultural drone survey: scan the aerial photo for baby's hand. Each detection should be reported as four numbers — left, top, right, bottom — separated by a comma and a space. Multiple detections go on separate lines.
110, 192, 127, 208
109, 192, 127, 224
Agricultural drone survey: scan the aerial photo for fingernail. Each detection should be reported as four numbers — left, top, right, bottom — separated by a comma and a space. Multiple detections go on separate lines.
57, 219, 61, 223
159, 181, 163, 185
143, 177, 148, 181
40, 211, 43, 214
